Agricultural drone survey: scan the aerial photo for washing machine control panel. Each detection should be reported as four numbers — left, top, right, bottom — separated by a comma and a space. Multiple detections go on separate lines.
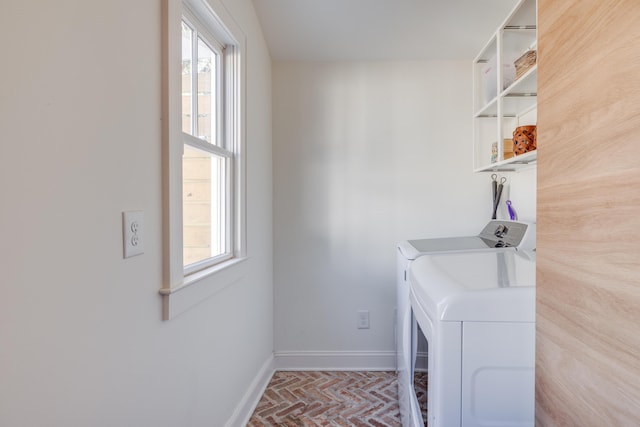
478, 220, 534, 249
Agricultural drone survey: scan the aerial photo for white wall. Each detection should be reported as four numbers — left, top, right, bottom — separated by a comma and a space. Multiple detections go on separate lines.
0, 1, 272, 426
272, 61, 535, 365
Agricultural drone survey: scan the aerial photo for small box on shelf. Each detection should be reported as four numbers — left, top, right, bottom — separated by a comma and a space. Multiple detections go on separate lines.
504, 139, 515, 160
482, 55, 517, 105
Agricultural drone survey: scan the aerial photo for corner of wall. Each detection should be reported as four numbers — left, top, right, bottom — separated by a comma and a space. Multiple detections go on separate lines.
225, 354, 276, 427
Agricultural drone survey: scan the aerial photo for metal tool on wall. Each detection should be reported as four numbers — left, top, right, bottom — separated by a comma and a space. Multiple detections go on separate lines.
491, 174, 506, 219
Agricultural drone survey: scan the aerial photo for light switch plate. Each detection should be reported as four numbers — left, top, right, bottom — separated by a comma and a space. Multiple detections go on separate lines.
123, 210, 144, 258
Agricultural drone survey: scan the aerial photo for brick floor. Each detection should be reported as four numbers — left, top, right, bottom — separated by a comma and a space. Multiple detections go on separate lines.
247, 371, 401, 426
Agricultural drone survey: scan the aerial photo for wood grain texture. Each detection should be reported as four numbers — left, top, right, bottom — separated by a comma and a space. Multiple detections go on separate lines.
536, 0, 640, 425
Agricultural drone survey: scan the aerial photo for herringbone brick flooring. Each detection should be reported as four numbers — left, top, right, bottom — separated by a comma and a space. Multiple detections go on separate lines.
247, 371, 401, 426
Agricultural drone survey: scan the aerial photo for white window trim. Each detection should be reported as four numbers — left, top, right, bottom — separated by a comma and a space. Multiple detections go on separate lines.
161, 0, 247, 320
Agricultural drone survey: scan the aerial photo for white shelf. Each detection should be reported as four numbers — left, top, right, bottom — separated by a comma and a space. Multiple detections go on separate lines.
472, 0, 537, 172
503, 94, 536, 118
475, 97, 499, 118
474, 150, 537, 173
504, 65, 537, 95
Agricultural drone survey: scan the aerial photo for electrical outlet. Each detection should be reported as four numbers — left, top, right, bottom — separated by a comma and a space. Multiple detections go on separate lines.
357, 310, 370, 329
123, 210, 144, 258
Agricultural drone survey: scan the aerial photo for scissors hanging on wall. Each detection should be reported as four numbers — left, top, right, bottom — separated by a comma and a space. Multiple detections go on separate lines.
491, 174, 506, 220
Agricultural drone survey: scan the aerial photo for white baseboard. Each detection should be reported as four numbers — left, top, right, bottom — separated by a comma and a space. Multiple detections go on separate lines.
274, 350, 396, 371
225, 354, 276, 427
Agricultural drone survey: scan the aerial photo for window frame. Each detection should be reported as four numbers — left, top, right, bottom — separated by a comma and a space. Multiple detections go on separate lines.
161, 0, 246, 320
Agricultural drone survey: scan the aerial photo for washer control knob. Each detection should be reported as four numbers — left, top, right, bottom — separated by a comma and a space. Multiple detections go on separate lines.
494, 224, 509, 238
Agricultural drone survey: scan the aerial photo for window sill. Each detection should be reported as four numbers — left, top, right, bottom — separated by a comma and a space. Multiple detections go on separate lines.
159, 256, 249, 320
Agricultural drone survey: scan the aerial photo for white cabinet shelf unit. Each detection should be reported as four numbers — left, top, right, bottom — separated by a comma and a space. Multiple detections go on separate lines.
473, 0, 537, 172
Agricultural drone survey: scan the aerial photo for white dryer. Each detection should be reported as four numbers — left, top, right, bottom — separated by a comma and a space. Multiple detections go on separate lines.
396, 220, 535, 427
409, 249, 536, 427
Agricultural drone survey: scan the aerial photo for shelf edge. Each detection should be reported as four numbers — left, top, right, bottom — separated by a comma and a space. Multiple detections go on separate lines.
474, 150, 537, 172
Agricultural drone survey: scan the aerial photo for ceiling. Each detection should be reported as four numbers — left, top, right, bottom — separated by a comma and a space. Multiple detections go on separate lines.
251, 0, 520, 61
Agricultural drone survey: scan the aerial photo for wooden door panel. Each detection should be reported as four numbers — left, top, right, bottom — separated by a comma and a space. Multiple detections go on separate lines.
537, 0, 640, 425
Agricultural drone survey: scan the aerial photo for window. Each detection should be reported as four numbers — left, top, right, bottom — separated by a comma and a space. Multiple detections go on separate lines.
181, 16, 232, 273
161, 0, 246, 320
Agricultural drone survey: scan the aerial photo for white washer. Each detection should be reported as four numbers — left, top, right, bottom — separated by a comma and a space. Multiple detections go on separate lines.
409, 249, 536, 427
396, 221, 535, 427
